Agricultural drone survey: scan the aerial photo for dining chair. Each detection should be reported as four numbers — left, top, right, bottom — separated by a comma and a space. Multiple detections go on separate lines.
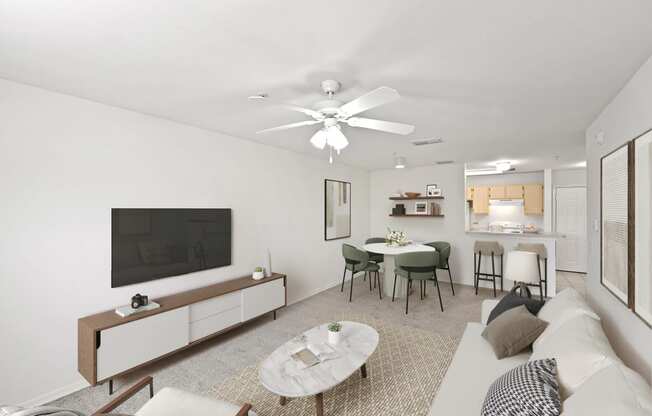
365, 237, 385, 285
341, 243, 382, 302
394, 251, 444, 314
425, 241, 455, 295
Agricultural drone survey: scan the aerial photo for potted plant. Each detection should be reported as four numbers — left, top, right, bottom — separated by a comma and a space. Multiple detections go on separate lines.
252, 267, 265, 280
386, 227, 408, 247
327, 321, 342, 345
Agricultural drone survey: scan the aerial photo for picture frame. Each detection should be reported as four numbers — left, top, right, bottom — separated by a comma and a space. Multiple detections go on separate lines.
633, 128, 652, 326
414, 202, 428, 215
324, 179, 351, 241
426, 184, 441, 197
600, 142, 633, 307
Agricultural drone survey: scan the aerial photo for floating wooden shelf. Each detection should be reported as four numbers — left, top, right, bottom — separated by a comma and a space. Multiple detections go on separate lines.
389, 214, 445, 217
389, 196, 444, 200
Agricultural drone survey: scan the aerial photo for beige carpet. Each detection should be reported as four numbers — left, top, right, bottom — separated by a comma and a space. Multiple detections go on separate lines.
210, 314, 459, 416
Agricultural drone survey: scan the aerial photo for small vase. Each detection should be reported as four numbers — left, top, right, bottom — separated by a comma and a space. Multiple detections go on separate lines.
328, 330, 341, 345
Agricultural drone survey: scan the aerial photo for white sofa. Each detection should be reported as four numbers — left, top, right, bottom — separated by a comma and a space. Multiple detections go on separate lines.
429, 289, 652, 415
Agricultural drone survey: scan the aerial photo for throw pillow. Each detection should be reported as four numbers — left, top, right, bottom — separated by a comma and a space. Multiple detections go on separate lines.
482, 305, 548, 359
481, 358, 561, 416
533, 287, 599, 349
487, 291, 545, 324
530, 314, 621, 398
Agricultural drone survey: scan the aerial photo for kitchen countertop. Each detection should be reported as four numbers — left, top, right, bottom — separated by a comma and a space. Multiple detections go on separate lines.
466, 230, 561, 238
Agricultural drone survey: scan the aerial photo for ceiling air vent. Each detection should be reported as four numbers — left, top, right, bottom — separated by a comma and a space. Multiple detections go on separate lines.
410, 138, 443, 146
436, 160, 455, 165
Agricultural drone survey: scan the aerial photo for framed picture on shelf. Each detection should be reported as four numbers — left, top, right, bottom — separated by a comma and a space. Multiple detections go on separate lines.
426, 184, 441, 197
414, 202, 428, 215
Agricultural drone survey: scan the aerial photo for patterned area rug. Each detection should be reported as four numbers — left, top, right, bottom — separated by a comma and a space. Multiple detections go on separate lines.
210, 314, 459, 416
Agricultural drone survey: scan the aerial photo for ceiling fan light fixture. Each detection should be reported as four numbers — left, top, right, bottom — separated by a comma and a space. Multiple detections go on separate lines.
326, 125, 349, 151
310, 129, 327, 149
394, 156, 406, 169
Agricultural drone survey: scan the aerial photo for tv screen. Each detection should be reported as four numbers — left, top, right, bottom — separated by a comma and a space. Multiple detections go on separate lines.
111, 208, 231, 288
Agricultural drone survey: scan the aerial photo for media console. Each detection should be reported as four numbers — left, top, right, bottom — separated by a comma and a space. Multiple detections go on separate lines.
78, 273, 287, 386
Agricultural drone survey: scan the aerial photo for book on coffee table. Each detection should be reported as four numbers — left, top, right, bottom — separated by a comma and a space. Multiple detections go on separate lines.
291, 343, 339, 368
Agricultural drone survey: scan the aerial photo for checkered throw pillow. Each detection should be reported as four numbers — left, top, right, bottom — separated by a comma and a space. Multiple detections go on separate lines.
481, 359, 561, 416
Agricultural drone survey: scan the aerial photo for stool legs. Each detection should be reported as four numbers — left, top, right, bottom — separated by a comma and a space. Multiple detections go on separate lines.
474, 251, 503, 298
491, 253, 497, 298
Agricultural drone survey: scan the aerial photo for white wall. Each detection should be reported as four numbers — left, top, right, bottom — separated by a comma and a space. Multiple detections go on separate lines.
586, 55, 652, 382
0, 79, 370, 405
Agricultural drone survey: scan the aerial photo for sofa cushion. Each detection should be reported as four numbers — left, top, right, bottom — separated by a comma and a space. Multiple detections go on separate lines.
562, 364, 652, 415
429, 323, 529, 416
135, 387, 256, 416
530, 314, 620, 398
487, 292, 545, 324
534, 288, 599, 349
482, 305, 548, 359
481, 359, 561, 416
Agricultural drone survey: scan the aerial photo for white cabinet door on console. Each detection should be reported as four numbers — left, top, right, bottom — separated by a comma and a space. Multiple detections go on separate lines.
97, 307, 189, 381
241, 279, 285, 321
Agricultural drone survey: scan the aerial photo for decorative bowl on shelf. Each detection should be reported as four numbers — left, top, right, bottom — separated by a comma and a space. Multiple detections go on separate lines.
404, 192, 421, 198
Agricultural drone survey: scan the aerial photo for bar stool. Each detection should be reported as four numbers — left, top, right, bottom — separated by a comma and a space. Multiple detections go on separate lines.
504, 250, 542, 300
515, 243, 548, 299
473, 241, 504, 297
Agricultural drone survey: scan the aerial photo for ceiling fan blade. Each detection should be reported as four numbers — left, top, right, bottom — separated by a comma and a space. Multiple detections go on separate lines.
249, 95, 323, 120
338, 86, 400, 118
346, 117, 415, 135
256, 120, 322, 134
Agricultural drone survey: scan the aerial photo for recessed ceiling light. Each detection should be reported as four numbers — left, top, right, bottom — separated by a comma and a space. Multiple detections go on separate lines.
394, 156, 406, 169
248, 94, 268, 100
494, 161, 512, 172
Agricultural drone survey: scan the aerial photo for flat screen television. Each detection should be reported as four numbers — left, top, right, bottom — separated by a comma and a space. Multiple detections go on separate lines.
111, 208, 231, 288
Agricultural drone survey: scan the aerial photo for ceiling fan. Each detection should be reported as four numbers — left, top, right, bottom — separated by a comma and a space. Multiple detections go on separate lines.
249, 80, 415, 163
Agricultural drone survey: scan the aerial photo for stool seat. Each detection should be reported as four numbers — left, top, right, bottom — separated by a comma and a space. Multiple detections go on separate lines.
473, 241, 504, 255
473, 240, 504, 297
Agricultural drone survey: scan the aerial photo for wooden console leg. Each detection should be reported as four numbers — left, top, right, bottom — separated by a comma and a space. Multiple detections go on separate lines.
360, 363, 367, 378
279, 396, 286, 405
315, 392, 324, 416
273, 310, 277, 320
108, 379, 114, 395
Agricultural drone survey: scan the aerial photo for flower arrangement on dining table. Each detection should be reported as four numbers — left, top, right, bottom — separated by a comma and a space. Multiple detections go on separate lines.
386, 227, 409, 247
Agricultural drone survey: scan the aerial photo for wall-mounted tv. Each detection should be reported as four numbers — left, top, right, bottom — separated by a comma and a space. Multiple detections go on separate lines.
111, 208, 231, 288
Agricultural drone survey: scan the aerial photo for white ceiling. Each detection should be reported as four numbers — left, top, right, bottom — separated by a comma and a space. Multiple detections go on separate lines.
2, 0, 652, 170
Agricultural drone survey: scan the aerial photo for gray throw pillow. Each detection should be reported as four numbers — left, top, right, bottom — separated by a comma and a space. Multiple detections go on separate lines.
482, 305, 548, 359
481, 359, 561, 416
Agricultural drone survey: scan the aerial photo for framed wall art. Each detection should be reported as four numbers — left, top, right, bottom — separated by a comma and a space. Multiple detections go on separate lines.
633, 129, 652, 326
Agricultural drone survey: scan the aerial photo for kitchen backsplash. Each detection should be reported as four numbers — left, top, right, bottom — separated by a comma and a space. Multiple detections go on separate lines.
469, 204, 544, 231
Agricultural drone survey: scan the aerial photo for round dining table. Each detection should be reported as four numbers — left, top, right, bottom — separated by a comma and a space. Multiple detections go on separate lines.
362, 242, 436, 298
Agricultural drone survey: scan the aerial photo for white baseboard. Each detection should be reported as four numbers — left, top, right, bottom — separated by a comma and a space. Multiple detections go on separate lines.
18, 380, 89, 408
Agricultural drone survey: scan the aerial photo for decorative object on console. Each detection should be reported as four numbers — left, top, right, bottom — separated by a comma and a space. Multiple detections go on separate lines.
386, 228, 408, 246
481, 359, 561, 416
131, 293, 149, 309
252, 267, 265, 280
115, 301, 161, 318
481, 305, 548, 359
327, 321, 342, 345
324, 179, 351, 241
426, 184, 442, 197
600, 142, 632, 306
404, 192, 421, 198
265, 248, 273, 278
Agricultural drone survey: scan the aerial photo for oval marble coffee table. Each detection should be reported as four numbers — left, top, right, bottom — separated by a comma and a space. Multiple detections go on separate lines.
259, 321, 379, 416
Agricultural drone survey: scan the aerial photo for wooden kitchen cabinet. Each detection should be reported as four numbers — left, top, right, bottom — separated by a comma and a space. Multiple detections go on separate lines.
466, 186, 474, 201
505, 184, 524, 199
472, 186, 489, 214
489, 185, 506, 199
523, 184, 544, 215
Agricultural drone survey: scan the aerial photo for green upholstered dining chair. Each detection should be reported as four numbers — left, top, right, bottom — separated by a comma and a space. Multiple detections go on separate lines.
365, 237, 385, 285
341, 243, 382, 302
394, 251, 444, 314
425, 241, 455, 296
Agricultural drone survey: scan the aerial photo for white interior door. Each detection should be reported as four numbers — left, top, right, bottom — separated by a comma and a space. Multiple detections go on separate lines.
555, 186, 587, 272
